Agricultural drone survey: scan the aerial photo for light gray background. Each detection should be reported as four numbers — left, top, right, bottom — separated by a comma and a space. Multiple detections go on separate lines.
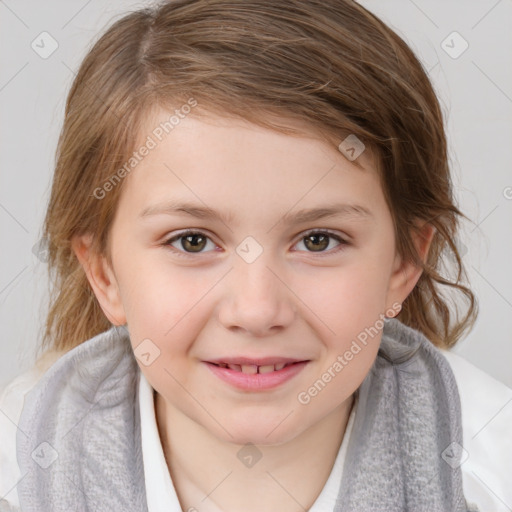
1, 0, 511, 389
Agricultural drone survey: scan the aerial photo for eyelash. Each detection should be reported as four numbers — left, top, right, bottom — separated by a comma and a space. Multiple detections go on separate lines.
162, 229, 349, 258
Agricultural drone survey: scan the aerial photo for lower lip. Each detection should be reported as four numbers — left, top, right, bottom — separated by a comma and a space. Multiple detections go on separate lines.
204, 361, 309, 391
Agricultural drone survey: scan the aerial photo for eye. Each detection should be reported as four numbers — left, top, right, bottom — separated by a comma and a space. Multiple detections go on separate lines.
162, 228, 349, 257
293, 229, 348, 254
163, 230, 217, 255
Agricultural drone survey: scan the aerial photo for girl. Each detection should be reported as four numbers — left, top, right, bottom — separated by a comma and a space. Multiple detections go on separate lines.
1, 1, 510, 511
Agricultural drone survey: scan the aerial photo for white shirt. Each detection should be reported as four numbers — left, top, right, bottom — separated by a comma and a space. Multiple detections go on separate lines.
441, 350, 512, 511
139, 371, 356, 512
1, 349, 511, 511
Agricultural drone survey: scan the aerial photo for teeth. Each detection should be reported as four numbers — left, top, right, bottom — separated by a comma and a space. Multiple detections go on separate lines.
217, 362, 294, 373
241, 365, 258, 375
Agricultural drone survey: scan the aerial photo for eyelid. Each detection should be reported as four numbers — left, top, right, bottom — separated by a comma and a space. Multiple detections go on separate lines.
163, 229, 219, 258
162, 227, 350, 256
290, 228, 349, 256
295, 228, 349, 243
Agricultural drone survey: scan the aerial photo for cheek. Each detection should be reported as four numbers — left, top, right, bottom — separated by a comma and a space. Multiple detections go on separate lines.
289, 257, 390, 393
118, 253, 206, 329
304, 339, 378, 423
293, 258, 392, 339
115, 268, 211, 383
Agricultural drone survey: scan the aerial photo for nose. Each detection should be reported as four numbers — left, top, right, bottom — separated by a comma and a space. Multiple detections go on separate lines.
217, 254, 296, 337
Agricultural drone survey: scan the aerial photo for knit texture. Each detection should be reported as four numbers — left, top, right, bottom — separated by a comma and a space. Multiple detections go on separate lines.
15, 320, 477, 511
334, 319, 476, 511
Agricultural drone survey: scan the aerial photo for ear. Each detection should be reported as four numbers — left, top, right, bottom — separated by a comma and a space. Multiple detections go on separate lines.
385, 221, 435, 314
71, 234, 127, 326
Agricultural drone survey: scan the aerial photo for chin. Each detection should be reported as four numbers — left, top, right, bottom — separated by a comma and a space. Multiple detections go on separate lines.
210, 418, 303, 447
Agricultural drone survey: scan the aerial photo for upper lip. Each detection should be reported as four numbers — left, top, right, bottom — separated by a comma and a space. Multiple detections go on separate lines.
205, 357, 308, 366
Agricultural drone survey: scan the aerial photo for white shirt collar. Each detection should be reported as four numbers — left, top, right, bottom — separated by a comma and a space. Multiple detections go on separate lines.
139, 371, 356, 512
139, 371, 183, 511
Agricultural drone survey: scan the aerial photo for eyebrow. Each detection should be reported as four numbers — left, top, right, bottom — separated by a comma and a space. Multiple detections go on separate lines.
139, 200, 373, 225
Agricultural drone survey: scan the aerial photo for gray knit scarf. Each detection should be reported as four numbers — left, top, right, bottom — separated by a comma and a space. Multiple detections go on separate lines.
14, 319, 478, 511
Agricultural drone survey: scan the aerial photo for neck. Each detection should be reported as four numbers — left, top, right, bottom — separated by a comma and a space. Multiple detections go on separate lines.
155, 393, 355, 512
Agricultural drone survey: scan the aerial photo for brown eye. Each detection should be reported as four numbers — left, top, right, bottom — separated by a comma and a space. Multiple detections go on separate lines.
164, 230, 216, 254
293, 230, 348, 255
181, 233, 207, 252
303, 233, 330, 252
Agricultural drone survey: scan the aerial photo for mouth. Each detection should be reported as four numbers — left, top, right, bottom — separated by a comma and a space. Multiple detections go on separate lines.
203, 358, 310, 391
207, 361, 302, 374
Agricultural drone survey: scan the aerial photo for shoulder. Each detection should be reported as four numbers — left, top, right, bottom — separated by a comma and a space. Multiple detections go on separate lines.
441, 349, 512, 511
0, 352, 63, 509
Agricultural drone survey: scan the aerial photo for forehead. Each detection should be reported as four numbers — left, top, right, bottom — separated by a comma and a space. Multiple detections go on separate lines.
119, 107, 385, 222
135, 103, 376, 164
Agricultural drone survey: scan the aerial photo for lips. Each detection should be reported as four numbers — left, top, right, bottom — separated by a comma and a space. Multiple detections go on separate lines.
209, 361, 298, 374
204, 358, 310, 391
206, 356, 307, 373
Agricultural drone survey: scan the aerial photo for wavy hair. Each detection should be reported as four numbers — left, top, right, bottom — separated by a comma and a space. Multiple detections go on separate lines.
38, 0, 477, 359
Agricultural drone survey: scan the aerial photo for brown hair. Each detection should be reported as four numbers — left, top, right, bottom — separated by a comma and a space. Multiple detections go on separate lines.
38, 0, 477, 360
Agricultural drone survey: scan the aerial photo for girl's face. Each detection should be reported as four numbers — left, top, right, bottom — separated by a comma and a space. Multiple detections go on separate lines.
80, 110, 425, 445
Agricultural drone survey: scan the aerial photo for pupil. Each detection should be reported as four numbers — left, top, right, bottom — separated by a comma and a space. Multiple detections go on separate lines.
183, 234, 206, 252
305, 234, 328, 252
